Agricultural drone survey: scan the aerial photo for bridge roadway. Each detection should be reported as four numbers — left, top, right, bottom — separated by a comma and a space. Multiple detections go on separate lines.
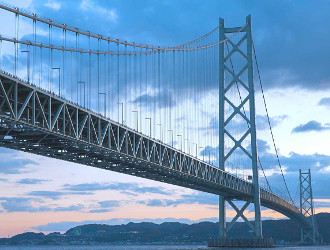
0, 71, 311, 231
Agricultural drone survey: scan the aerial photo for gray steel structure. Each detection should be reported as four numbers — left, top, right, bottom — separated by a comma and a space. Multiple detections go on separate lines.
0, 70, 312, 233
299, 169, 318, 243
218, 15, 263, 239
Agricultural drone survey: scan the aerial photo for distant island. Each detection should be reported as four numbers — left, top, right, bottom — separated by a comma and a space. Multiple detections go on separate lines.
0, 213, 329, 245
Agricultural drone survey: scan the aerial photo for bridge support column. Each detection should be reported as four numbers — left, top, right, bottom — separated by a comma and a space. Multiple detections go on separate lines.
246, 15, 263, 239
218, 195, 226, 238
218, 15, 262, 239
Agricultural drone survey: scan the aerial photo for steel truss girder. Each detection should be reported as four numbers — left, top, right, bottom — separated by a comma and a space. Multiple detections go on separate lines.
0, 71, 311, 231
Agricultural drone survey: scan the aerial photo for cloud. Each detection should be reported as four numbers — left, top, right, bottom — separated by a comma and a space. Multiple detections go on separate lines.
3, 0, 330, 93
63, 182, 170, 195
0, 158, 37, 174
280, 152, 330, 173
27, 191, 64, 200
44, 0, 61, 10
139, 192, 219, 208
318, 97, 330, 107
292, 120, 330, 133
0, 197, 50, 213
98, 200, 120, 208
27, 190, 92, 200
54, 204, 84, 212
256, 115, 288, 130
200, 145, 217, 157
199, 139, 330, 175
63, 183, 113, 192
132, 91, 176, 109
257, 139, 271, 154
88, 208, 112, 213
200, 114, 287, 138
80, 0, 118, 22
17, 178, 48, 184
0, 148, 38, 174
139, 199, 178, 207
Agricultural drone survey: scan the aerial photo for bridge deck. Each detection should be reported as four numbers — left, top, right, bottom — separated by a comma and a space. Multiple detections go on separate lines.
0, 71, 310, 230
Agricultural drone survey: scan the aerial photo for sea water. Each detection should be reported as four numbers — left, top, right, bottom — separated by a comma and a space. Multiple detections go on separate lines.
0, 245, 330, 250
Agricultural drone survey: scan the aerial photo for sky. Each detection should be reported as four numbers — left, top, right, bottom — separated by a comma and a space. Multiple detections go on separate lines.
0, 0, 330, 237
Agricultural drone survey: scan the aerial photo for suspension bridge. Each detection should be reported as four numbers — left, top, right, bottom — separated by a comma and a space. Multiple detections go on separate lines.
0, 3, 319, 246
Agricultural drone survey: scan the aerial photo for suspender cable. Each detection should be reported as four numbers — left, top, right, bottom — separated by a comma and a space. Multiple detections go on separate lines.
39, 46, 42, 88
125, 44, 127, 125
76, 32, 79, 102
15, 13, 19, 76
70, 50, 73, 101
107, 41, 110, 117
97, 38, 100, 112
63, 29, 66, 98
0, 39, 2, 70
117, 43, 120, 123
33, 19, 36, 84
140, 48, 142, 131
48, 24, 51, 90
88, 36, 91, 109
110, 47, 114, 120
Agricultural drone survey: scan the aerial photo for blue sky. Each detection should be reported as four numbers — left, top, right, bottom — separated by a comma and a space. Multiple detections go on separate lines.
0, 0, 329, 237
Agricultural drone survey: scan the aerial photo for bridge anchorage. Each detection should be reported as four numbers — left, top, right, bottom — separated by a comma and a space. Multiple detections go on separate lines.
0, 4, 320, 247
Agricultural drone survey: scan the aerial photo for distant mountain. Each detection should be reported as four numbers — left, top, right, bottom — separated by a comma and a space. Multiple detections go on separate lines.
1, 213, 329, 245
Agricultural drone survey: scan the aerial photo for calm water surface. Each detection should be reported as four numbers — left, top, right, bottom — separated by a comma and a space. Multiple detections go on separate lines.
0, 245, 330, 250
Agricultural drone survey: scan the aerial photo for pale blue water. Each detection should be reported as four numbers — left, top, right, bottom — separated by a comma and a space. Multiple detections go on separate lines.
0, 245, 329, 250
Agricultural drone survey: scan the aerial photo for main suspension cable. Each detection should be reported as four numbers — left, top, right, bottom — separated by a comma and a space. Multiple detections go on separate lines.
252, 38, 295, 205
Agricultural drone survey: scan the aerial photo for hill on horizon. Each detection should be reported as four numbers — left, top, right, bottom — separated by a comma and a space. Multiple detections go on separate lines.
1, 213, 329, 245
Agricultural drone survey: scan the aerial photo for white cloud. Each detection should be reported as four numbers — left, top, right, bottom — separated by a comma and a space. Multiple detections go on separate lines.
80, 0, 118, 22
2, 0, 34, 9
44, 0, 61, 10
320, 165, 330, 173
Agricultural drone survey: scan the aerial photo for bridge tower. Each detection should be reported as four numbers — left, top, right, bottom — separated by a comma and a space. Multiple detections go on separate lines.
299, 169, 318, 244
218, 15, 263, 239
